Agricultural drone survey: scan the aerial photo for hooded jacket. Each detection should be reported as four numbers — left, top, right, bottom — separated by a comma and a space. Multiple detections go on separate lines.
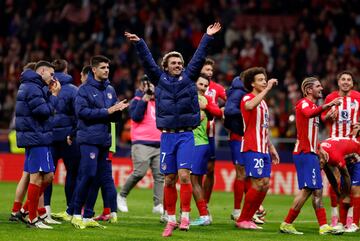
15, 69, 57, 147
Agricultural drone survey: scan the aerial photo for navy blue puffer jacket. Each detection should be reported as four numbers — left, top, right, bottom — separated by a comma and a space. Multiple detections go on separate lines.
51, 72, 78, 141
15, 69, 57, 147
75, 72, 119, 147
135, 34, 214, 130
224, 77, 247, 136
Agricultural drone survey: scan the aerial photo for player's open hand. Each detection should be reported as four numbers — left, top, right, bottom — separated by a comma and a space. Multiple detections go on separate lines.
324, 107, 338, 121
125, 32, 140, 42
329, 97, 342, 107
206, 22, 221, 36
108, 99, 129, 114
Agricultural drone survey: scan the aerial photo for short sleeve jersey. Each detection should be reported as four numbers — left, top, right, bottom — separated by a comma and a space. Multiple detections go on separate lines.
240, 93, 269, 153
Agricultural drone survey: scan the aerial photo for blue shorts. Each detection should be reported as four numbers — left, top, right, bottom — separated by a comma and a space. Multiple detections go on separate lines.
293, 153, 323, 190
191, 144, 210, 175
243, 151, 271, 178
24, 146, 55, 174
208, 137, 216, 161
347, 162, 360, 186
229, 140, 245, 166
160, 132, 194, 174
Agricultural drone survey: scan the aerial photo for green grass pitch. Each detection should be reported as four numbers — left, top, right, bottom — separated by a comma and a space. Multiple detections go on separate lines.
0, 182, 358, 241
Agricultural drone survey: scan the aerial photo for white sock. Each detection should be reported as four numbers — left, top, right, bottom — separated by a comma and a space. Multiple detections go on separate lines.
233, 209, 241, 215
45, 205, 51, 215
110, 212, 117, 217
347, 207, 353, 217
181, 212, 189, 219
168, 215, 176, 223
73, 214, 82, 219
331, 207, 338, 217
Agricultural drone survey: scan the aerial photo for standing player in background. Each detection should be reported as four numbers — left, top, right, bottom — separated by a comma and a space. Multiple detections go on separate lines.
43, 59, 79, 224
117, 75, 164, 215
223, 75, 249, 222
235, 67, 279, 230
201, 58, 227, 210
52, 65, 92, 222
280, 77, 343, 235
191, 74, 223, 226
71, 55, 128, 229
125, 22, 221, 237
15, 61, 61, 228
321, 70, 360, 231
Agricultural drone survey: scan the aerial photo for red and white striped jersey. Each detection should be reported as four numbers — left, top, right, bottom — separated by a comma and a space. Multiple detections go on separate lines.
321, 90, 360, 138
240, 93, 269, 153
205, 80, 226, 137
294, 98, 323, 154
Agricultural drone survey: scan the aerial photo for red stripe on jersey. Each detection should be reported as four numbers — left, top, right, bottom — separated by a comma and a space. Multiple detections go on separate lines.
294, 98, 320, 154
241, 93, 269, 153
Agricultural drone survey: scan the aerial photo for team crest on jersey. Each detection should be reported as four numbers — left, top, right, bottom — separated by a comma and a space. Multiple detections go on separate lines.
107, 93, 113, 99
257, 168, 263, 175
351, 102, 356, 109
341, 110, 349, 120
161, 163, 167, 171
90, 152, 96, 159
301, 101, 309, 109
179, 76, 183, 81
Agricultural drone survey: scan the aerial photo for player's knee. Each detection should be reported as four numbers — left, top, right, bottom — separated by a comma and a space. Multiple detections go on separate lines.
254, 178, 269, 191
164, 175, 177, 186
178, 173, 190, 184
133, 169, 147, 179
352, 186, 360, 197
43, 172, 54, 185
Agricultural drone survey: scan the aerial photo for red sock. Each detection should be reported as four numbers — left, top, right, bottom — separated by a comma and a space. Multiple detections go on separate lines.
248, 190, 267, 220
339, 200, 350, 225
329, 186, 338, 207
39, 183, 48, 196
180, 183, 192, 212
234, 179, 245, 209
27, 183, 41, 222
352, 197, 360, 226
12, 201, 22, 213
37, 207, 46, 216
315, 208, 327, 226
244, 178, 252, 193
238, 187, 257, 222
103, 207, 111, 215
164, 186, 177, 215
22, 200, 29, 212
196, 199, 208, 216
284, 208, 300, 224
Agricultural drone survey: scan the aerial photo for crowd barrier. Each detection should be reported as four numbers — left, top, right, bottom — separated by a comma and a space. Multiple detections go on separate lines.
0, 153, 330, 196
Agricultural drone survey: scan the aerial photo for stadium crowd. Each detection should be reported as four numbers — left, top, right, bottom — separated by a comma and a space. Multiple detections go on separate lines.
1, 0, 360, 140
